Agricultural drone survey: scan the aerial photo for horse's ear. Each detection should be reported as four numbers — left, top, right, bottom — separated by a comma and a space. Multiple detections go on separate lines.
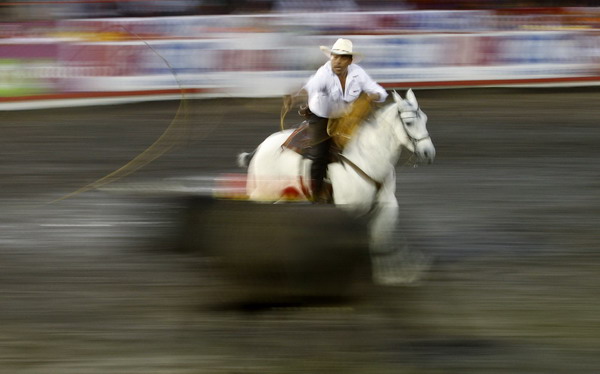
406, 88, 418, 108
392, 90, 402, 104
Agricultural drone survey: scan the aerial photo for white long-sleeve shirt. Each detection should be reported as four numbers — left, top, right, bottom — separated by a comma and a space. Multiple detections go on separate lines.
303, 61, 388, 119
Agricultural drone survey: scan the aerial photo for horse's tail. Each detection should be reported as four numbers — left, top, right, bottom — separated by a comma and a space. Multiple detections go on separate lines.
237, 149, 256, 168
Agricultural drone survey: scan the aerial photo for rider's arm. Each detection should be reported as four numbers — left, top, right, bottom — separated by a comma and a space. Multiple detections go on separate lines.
301, 65, 334, 118
286, 65, 325, 109
358, 68, 388, 103
303, 67, 329, 98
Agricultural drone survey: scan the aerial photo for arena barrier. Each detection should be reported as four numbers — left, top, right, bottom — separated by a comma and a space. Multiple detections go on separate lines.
1, 9, 599, 109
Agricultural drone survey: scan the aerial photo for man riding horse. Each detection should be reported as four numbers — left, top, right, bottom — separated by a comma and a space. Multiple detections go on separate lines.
288, 38, 388, 203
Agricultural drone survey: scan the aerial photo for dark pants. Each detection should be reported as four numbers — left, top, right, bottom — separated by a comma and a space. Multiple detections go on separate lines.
305, 113, 331, 196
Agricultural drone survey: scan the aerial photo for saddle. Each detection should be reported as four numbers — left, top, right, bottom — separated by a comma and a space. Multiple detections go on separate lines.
279, 122, 334, 203
281, 93, 374, 160
280, 94, 375, 203
281, 122, 341, 164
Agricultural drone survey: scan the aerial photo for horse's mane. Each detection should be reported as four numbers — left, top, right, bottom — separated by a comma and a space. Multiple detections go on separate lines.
340, 100, 403, 181
353, 101, 399, 145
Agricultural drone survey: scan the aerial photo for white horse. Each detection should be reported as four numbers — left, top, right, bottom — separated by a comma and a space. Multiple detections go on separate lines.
238, 89, 435, 284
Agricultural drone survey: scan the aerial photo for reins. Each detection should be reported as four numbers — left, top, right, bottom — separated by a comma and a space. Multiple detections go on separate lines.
338, 153, 383, 191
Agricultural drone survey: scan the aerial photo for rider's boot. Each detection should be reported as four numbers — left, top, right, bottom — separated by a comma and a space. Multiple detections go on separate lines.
308, 139, 332, 204
310, 179, 327, 204
314, 179, 332, 204
304, 111, 331, 203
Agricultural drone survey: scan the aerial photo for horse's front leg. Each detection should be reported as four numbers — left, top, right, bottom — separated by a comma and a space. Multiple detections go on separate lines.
369, 175, 431, 286
368, 172, 398, 254
368, 171, 422, 286
370, 189, 408, 286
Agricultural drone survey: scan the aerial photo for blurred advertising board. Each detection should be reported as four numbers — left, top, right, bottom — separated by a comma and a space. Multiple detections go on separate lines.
0, 38, 61, 97
1, 10, 599, 109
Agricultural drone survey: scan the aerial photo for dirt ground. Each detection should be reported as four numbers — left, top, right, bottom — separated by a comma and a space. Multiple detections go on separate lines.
0, 88, 598, 373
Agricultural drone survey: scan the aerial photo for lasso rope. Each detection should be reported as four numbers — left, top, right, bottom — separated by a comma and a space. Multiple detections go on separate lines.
49, 26, 188, 204
280, 95, 292, 131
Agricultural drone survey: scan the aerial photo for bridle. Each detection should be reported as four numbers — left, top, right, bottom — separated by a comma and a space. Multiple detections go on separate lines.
398, 106, 431, 149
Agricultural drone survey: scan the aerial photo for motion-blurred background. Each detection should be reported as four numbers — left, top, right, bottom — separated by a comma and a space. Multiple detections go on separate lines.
1, 0, 599, 107
1, 1, 599, 373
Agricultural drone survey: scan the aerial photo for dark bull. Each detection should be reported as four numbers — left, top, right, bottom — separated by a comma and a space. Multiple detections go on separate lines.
179, 196, 371, 305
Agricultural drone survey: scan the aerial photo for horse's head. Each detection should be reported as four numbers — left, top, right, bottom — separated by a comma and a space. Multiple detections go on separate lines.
391, 89, 436, 164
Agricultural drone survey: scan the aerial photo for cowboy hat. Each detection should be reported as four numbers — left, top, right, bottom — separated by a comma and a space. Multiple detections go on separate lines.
319, 38, 363, 63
